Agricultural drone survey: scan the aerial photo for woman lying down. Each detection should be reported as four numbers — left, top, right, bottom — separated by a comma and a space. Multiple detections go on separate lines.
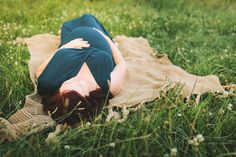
0, 13, 126, 141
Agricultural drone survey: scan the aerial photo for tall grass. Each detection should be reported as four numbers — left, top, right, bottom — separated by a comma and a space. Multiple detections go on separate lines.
0, 0, 235, 156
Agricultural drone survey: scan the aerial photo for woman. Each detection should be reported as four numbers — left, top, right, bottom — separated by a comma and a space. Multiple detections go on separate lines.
36, 13, 126, 126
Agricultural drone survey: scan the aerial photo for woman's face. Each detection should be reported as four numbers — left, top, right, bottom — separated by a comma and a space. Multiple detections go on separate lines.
59, 77, 88, 96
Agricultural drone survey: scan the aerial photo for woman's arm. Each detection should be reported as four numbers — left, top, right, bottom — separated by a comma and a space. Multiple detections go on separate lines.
35, 51, 57, 80
93, 28, 126, 96
35, 38, 90, 79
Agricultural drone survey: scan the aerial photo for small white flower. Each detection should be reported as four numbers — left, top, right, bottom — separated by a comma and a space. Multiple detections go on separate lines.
189, 134, 204, 147
193, 141, 199, 146
219, 108, 225, 115
109, 142, 115, 147
208, 112, 213, 116
170, 148, 177, 156
163, 154, 169, 157
188, 140, 194, 144
86, 122, 91, 126
177, 113, 182, 117
193, 137, 198, 142
196, 134, 204, 142
227, 103, 233, 110
64, 145, 70, 150
191, 137, 199, 146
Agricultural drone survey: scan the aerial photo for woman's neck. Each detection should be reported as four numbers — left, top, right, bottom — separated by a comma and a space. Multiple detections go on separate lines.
73, 80, 90, 97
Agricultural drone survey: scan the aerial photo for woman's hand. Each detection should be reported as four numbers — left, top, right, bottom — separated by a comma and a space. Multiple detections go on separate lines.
60, 38, 90, 49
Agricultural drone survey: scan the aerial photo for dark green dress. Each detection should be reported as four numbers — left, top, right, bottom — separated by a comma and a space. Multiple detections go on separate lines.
37, 14, 115, 99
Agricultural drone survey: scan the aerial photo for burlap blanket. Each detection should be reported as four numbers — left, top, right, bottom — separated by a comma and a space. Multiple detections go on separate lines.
15, 33, 235, 122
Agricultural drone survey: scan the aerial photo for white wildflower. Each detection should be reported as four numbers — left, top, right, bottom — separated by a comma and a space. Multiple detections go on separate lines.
64, 145, 70, 150
208, 112, 213, 116
86, 122, 91, 126
109, 142, 115, 147
188, 140, 194, 145
163, 154, 169, 157
196, 134, 204, 142
177, 113, 182, 117
227, 103, 233, 110
189, 134, 204, 147
170, 148, 177, 156
192, 137, 199, 146
193, 141, 199, 146
219, 108, 225, 115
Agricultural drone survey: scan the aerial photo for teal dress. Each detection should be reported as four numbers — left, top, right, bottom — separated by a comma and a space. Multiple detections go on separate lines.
37, 14, 115, 99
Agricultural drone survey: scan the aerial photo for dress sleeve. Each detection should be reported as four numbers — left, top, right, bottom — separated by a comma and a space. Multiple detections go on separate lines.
86, 49, 115, 99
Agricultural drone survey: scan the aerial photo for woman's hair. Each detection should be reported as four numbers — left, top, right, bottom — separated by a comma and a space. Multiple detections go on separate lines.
41, 89, 108, 126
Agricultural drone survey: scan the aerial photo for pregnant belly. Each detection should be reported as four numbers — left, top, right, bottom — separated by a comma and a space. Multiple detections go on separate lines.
62, 26, 112, 54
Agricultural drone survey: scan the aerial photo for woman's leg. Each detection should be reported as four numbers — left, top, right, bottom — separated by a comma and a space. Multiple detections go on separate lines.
59, 13, 113, 48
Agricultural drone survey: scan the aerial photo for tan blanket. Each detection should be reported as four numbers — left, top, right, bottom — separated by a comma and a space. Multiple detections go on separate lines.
15, 34, 235, 121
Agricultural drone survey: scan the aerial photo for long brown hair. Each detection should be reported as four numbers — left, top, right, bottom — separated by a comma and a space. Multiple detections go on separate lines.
41, 89, 108, 126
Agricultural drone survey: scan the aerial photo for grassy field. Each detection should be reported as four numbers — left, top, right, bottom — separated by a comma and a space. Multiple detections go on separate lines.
0, 0, 236, 156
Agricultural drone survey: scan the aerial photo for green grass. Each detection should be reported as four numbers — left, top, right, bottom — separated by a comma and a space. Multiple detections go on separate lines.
0, 0, 236, 156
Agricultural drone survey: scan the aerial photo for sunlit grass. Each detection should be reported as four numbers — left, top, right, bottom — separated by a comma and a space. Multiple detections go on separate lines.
0, 0, 235, 156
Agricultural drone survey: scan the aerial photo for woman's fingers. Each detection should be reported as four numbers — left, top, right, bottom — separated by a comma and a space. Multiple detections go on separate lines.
75, 41, 90, 49
75, 38, 82, 40
80, 43, 90, 48
64, 38, 90, 49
